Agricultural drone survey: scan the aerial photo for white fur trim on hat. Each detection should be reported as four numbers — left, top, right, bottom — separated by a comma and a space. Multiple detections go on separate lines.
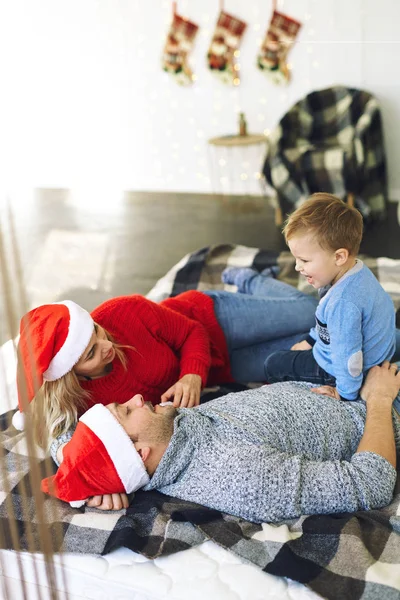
12, 410, 25, 431
43, 301, 94, 382
70, 500, 87, 508
80, 404, 150, 493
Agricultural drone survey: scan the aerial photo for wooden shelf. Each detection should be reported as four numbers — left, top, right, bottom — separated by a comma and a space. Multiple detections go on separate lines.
208, 133, 269, 147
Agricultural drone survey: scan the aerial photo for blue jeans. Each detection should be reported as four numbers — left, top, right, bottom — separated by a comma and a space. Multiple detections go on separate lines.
205, 276, 318, 382
394, 330, 400, 362
264, 349, 336, 386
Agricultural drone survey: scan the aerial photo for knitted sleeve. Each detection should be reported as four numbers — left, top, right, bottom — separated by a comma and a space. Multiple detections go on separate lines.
50, 427, 76, 467
138, 298, 211, 386
186, 443, 397, 523
327, 300, 363, 400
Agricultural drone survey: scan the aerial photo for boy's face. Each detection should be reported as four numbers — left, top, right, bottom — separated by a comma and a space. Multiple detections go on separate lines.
288, 233, 341, 289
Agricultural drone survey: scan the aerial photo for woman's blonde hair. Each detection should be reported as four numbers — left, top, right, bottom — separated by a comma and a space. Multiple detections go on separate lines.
31, 328, 129, 450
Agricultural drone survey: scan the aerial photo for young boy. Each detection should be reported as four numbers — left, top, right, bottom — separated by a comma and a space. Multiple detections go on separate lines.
243, 193, 395, 400
262, 193, 397, 400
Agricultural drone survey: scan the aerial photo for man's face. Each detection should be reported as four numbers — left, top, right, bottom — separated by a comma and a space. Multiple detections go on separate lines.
106, 395, 177, 445
288, 233, 340, 289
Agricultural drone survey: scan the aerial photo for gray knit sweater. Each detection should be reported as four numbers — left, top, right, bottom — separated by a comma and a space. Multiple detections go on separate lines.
145, 382, 399, 523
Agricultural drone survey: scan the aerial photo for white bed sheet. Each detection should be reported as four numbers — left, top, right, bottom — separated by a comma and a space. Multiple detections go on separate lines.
0, 543, 321, 600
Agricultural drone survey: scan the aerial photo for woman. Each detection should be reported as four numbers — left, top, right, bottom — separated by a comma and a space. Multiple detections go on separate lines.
15, 268, 318, 427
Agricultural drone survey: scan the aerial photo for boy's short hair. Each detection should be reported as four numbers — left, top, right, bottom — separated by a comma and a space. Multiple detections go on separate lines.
283, 193, 363, 255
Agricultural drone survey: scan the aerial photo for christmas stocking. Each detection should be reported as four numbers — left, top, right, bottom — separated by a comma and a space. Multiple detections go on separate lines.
207, 11, 247, 85
162, 11, 199, 86
257, 10, 301, 85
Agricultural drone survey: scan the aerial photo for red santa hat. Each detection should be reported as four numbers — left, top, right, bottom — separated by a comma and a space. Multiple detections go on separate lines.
12, 300, 94, 431
41, 404, 150, 507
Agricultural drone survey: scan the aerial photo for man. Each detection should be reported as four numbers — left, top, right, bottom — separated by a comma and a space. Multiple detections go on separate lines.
42, 362, 400, 523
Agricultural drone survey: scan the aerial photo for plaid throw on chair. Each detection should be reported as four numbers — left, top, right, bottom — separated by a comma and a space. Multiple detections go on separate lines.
263, 86, 387, 221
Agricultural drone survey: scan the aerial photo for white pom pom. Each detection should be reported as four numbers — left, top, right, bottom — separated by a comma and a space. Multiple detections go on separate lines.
12, 410, 25, 431
69, 499, 87, 508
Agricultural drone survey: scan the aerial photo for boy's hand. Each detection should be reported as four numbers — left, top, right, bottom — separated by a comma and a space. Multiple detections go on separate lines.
311, 385, 341, 400
291, 340, 312, 351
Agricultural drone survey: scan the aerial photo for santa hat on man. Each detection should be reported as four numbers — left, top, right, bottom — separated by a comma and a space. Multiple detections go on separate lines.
41, 404, 150, 507
12, 300, 94, 431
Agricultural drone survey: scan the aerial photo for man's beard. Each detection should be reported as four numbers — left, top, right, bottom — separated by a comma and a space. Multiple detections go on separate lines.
147, 406, 177, 444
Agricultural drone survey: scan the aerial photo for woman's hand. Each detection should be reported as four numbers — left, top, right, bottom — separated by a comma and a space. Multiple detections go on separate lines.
291, 340, 312, 351
311, 385, 341, 400
161, 373, 202, 408
86, 493, 129, 511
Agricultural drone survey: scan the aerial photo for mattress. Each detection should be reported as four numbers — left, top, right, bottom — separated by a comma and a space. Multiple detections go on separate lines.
0, 543, 321, 600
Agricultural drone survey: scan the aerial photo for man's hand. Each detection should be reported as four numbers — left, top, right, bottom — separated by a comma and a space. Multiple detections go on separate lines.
161, 373, 202, 408
361, 361, 400, 404
311, 385, 341, 400
86, 493, 129, 511
291, 340, 312, 351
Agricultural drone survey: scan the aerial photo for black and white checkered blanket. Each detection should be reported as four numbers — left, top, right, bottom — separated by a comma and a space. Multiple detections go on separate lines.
1, 244, 400, 600
262, 86, 387, 221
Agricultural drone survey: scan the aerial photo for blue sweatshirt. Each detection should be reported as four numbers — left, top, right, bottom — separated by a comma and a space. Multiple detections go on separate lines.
308, 261, 395, 400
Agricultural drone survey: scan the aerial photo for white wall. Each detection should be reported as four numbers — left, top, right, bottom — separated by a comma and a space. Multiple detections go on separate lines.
0, 0, 400, 198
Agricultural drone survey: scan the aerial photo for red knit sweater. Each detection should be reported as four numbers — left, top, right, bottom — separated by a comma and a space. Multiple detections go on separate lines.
80, 291, 233, 408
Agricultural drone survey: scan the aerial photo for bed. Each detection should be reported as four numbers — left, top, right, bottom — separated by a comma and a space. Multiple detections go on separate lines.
1, 244, 400, 600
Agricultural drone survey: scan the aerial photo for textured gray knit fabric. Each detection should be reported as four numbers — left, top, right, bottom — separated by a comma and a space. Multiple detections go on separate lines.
145, 382, 399, 523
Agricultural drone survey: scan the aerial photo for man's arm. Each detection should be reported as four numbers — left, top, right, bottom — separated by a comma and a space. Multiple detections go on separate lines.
205, 365, 400, 523
356, 361, 399, 468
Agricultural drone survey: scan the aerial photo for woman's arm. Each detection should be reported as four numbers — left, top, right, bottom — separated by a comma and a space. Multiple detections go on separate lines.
143, 299, 212, 383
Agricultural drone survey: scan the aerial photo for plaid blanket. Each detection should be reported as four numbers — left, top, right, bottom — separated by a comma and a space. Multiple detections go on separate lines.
262, 86, 387, 221
1, 244, 400, 600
